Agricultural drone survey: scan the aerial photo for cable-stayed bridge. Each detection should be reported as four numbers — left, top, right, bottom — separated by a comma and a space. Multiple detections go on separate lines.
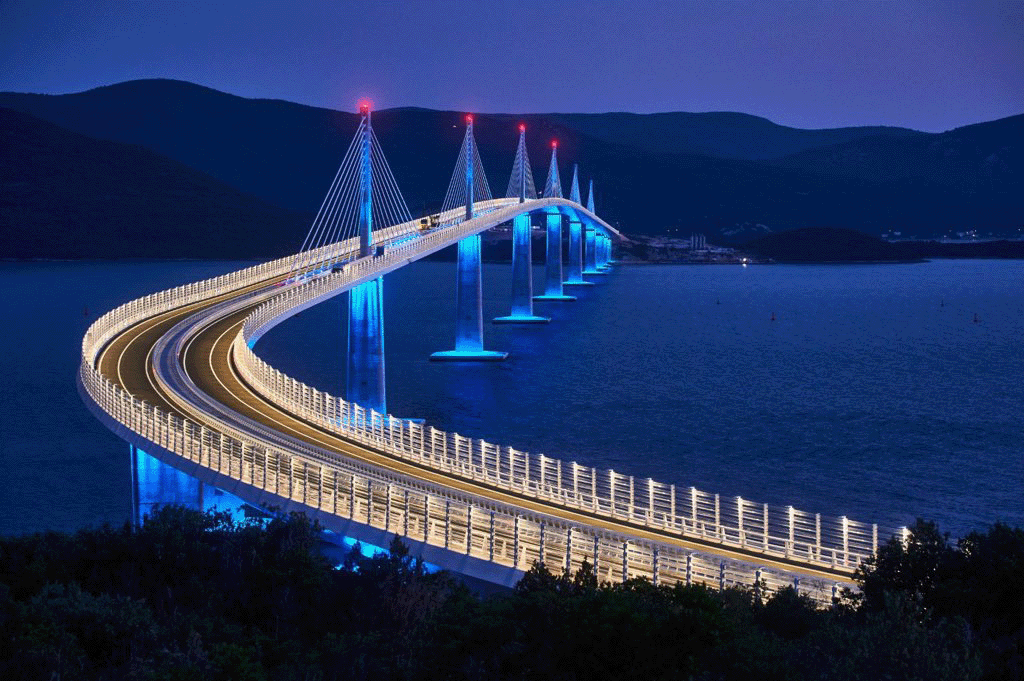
80, 104, 901, 605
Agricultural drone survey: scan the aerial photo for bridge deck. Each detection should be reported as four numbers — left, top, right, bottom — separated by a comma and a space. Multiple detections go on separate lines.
97, 271, 856, 585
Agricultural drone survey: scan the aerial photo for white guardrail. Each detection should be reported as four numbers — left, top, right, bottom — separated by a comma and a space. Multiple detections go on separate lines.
81, 198, 880, 605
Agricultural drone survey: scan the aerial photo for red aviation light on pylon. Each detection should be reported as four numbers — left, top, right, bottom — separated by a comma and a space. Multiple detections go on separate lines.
358, 99, 371, 115
519, 123, 526, 132
552, 139, 558, 148
466, 114, 473, 124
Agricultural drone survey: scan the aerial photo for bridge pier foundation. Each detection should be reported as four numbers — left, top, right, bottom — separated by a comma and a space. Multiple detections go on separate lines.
494, 213, 549, 324
534, 212, 575, 301
432, 235, 507, 361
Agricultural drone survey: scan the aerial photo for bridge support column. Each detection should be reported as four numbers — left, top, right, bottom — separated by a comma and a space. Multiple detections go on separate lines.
563, 218, 592, 286
598, 235, 612, 270
583, 226, 605, 275
494, 213, 549, 323
431, 235, 508, 361
347, 277, 387, 415
534, 211, 575, 301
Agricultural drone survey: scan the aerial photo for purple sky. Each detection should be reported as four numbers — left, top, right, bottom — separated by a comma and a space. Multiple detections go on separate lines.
2, 0, 1021, 132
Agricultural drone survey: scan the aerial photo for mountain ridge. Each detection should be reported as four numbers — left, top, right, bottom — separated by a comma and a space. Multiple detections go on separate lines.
1, 79, 1021, 249
0, 106, 310, 259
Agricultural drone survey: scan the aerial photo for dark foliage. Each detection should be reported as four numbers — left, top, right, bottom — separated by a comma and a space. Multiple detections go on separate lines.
2, 507, 1019, 679
854, 518, 1024, 680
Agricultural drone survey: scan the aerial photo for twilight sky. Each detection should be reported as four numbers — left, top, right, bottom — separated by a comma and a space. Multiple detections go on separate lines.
1, 0, 1021, 132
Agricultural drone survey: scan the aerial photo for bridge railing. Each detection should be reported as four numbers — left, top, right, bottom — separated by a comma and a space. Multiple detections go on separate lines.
80, 323, 842, 605
231, 212, 900, 577
80, 197, 861, 607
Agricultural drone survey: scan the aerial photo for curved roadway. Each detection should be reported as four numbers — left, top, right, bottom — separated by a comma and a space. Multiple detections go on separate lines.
93, 200, 856, 587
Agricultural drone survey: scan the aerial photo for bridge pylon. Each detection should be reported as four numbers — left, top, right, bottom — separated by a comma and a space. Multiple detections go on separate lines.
495, 124, 549, 324
347, 102, 388, 414
563, 164, 592, 287
432, 115, 508, 360
582, 180, 605, 276
534, 141, 575, 302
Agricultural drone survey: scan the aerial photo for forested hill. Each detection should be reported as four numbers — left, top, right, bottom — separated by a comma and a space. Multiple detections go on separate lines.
1, 79, 1022, 259
0, 507, 1020, 679
0, 107, 309, 259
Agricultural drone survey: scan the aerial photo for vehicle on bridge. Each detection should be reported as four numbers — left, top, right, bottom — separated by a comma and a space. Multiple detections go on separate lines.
419, 214, 441, 232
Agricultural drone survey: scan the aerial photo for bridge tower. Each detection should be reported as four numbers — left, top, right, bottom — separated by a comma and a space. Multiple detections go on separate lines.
432, 116, 508, 361
563, 164, 592, 287
495, 124, 549, 324
347, 102, 388, 413
583, 179, 604, 276
534, 141, 575, 301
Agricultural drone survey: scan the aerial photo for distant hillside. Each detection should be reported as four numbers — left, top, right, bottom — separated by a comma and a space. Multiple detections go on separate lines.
0, 107, 310, 259
746, 227, 1024, 262
1, 79, 1021, 255
546, 111, 922, 160
772, 114, 1024, 188
745, 227, 912, 262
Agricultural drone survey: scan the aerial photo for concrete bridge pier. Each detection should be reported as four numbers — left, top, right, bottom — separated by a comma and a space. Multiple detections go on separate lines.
604, 234, 618, 265
598, 235, 612, 270
346, 102, 389, 413
563, 217, 593, 286
584, 226, 605, 275
433, 115, 508, 360
534, 211, 575, 301
347, 278, 388, 411
432, 234, 508, 361
494, 212, 549, 323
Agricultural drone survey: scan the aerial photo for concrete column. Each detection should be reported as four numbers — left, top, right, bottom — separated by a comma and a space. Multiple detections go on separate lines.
534, 211, 575, 301
431, 235, 507, 361
597, 236, 611, 270
563, 218, 592, 286
347, 277, 386, 414
494, 212, 549, 323
584, 227, 605, 275
585, 225, 598, 274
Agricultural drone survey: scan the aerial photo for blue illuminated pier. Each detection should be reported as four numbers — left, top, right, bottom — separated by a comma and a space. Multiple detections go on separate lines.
494, 211, 549, 323
564, 164, 592, 287
433, 116, 507, 360
534, 142, 575, 302
584, 226, 604, 275
495, 124, 549, 324
347, 102, 388, 412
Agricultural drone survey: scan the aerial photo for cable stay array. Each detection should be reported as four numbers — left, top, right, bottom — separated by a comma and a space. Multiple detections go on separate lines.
288, 116, 412, 281
441, 121, 493, 219
542, 143, 563, 199
569, 164, 581, 204
505, 126, 537, 201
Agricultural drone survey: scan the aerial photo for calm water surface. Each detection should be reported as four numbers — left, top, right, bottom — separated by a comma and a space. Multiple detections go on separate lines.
2, 259, 1021, 538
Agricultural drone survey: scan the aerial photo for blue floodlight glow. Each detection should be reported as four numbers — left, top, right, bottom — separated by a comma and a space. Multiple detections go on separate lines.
433, 234, 508, 361
347, 277, 387, 414
430, 349, 508, 361
493, 314, 550, 324
132, 447, 258, 526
